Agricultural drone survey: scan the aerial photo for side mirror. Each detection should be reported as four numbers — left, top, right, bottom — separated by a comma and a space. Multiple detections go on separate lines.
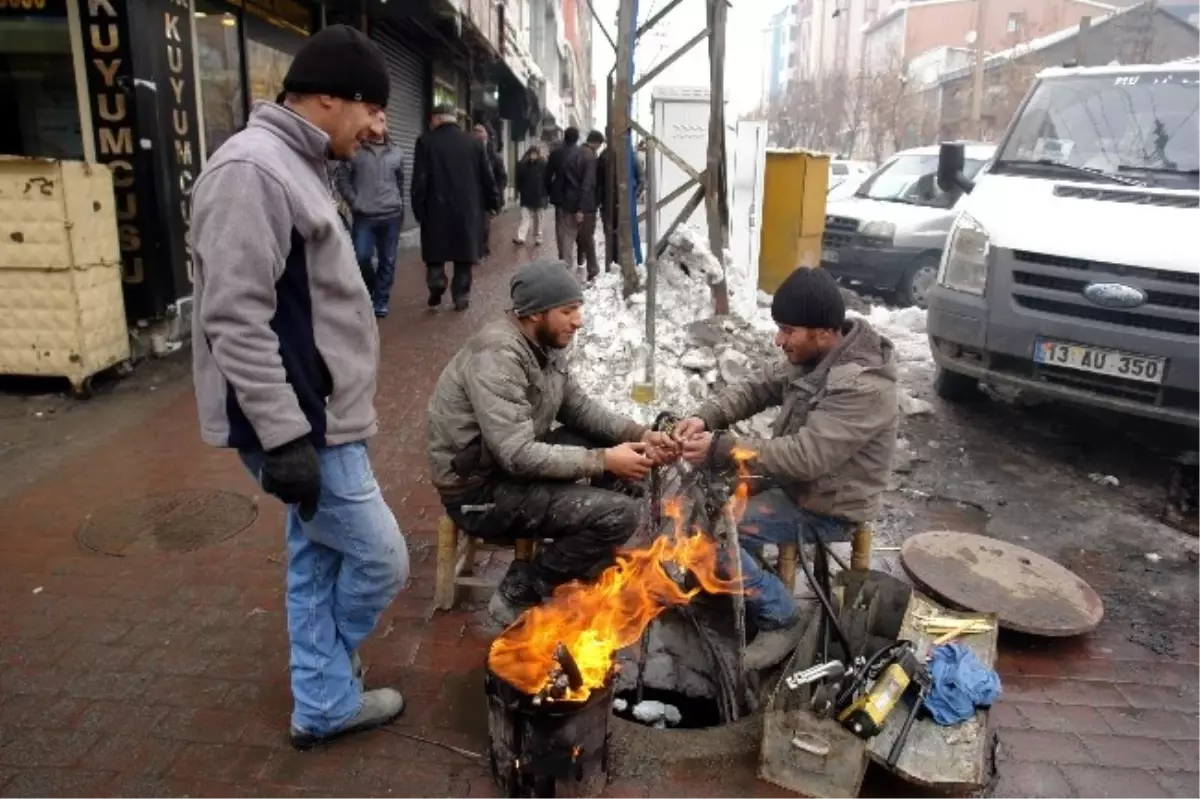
937, 141, 975, 194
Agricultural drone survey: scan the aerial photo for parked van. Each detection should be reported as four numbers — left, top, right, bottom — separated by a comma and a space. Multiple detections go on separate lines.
928, 60, 1199, 427
821, 144, 996, 307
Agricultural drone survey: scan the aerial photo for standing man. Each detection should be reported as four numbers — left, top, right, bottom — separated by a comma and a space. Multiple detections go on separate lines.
674, 267, 899, 670
473, 123, 508, 258
549, 129, 602, 280
412, 105, 500, 311
338, 119, 406, 318
543, 127, 575, 258
190, 25, 410, 748
427, 259, 679, 624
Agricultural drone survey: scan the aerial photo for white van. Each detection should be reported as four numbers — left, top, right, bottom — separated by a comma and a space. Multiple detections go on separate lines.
928, 60, 1199, 427
821, 144, 996, 307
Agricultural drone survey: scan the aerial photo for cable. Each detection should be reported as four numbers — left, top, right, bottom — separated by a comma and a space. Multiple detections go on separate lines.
796, 534, 854, 662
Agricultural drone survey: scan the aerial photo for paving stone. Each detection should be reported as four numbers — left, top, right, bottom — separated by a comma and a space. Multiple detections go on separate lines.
998, 729, 1095, 765
1097, 707, 1200, 741
0, 729, 100, 768
0, 768, 116, 798
989, 762, 1074, 798
1013, 702, 1114, 735
1079, 734, 1189, 771
1059, 764, 1172, 798
77, 733, 182, 776
1152, 771, 1200, 798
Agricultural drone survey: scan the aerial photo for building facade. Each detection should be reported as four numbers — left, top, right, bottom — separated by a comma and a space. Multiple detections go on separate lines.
0, 0, 578, 335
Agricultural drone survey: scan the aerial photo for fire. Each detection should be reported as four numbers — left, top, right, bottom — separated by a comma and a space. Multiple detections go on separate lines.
487, 498, 744, 702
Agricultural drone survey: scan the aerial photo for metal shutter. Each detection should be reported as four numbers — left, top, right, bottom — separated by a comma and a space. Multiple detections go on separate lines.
371, 23, 427, 232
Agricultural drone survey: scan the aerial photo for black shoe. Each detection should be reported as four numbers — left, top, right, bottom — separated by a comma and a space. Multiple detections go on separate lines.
453, 297, 469, 312
428, 292, 442, 308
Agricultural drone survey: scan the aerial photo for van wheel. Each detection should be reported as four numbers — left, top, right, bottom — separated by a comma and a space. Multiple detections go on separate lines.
897, 256, 939, 309
934, 367, 980, 403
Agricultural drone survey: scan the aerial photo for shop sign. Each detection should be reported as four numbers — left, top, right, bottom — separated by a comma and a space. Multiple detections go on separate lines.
78, 0, 167, 320
146, 0, 202, 296
0, 0, 67, 16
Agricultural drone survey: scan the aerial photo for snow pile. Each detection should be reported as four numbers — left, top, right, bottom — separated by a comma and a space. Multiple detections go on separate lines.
568, 224, 936, 432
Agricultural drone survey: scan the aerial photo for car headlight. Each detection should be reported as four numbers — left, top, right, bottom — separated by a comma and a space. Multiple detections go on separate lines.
859, 220, 895, 245
938, 212, 990, 296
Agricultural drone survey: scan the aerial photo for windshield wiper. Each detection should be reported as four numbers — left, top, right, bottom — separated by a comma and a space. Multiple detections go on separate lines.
1117, 165, 1200, 178
995, 158, 1146, 187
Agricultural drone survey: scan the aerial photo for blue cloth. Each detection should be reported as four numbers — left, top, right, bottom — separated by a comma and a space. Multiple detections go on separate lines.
926, 643, 1002, 725
728, 489, 856, 630
242, 442, 409, 735
352, 215, 402, 314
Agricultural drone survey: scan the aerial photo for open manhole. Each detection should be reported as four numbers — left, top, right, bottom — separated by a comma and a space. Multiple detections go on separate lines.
77, 489, 258, 556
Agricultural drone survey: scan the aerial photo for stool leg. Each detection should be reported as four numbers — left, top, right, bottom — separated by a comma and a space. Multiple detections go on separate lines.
777, 542, 798, 594
435, 516, 458, 611
514, 538, 535, 562
851, 523, 874, 572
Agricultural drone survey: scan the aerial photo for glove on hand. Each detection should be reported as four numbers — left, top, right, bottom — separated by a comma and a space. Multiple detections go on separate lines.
261, 437, 321, 521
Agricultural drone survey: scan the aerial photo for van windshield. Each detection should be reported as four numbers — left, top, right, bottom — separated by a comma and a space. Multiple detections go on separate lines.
855, 153, 988, 208
995, 70, 1199, 189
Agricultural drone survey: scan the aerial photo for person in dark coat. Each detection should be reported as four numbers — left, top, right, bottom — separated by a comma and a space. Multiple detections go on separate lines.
553, 130, 602, 280
513, 145, 548, 246
411, 105, 500, 311
474, 123, 507, 258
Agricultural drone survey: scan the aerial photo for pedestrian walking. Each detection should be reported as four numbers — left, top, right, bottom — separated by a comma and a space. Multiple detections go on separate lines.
513, 145, 548, 246
546, 127, 602, 279
411, 104, 500, 311
473, 123, 508, 258
337, 119, 406, 318
189, 24, 410, 748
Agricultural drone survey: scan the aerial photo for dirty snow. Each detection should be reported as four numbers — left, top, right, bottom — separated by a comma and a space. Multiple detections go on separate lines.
568, 224, 935, 433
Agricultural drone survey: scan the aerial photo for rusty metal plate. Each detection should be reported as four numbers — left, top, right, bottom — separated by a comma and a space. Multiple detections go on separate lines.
900, 531, 1104, 636
77, 490, 258, 556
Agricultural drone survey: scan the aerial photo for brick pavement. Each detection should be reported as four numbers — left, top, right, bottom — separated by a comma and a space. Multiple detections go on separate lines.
0, 209, 1197, 798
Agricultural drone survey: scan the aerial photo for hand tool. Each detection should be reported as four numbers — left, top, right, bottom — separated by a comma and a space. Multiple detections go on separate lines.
886, 665, 931, 769
838, 642, 920, 739
785, 660, 846, 691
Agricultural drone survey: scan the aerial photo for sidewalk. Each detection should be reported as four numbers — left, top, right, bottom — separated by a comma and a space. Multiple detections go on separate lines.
0, 211, 1196, 798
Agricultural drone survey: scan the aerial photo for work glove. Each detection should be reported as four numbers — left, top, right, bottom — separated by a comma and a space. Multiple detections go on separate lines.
261, 437, 321, 521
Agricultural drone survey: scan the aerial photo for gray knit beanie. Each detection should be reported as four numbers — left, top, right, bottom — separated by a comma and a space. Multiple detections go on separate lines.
510, 259, 583, 317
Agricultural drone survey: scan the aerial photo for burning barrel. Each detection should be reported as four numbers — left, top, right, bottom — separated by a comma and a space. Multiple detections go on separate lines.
485, 645, 613, 798
484, 509, 744, 797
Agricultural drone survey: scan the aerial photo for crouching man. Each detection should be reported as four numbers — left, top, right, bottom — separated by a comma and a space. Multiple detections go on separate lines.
427, 259, 678, 624
675, 267, 898, 671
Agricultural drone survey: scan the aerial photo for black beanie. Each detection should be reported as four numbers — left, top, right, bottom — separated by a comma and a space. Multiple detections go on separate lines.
283, 25, 390, 109
511, 259, 583, 317
771, 267, 846, 330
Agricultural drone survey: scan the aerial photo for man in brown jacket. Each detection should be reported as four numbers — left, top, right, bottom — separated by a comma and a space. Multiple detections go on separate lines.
676, 266, 898, 670
427, 259, 678, 624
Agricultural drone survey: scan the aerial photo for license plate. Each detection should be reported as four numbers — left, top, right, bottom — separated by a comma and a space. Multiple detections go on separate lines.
1034, 339, 1166, 384
822, 248, 839, 264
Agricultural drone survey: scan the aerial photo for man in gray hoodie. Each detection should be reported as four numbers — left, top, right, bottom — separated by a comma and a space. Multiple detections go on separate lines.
337, 120, 405, 318
190, 25, 409, 749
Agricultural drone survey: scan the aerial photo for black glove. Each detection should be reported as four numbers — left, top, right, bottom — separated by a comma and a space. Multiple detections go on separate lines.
261, 437, 321, 521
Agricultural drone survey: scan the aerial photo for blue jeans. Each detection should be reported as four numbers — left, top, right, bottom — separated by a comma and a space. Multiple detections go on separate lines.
241, 441, 409, 735
352, 215, 402, 313
734, 489, 855, 631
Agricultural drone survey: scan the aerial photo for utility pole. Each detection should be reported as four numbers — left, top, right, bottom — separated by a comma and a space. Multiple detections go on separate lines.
606, 0, 730, 309
970, 0, 987, 140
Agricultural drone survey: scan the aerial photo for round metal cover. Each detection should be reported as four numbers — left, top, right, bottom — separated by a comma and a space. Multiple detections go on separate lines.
77, 490, 258, 556
900, 531, 1104, 637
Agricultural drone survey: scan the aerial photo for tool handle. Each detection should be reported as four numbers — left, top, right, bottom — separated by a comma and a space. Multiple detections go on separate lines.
886, 694, 924, 769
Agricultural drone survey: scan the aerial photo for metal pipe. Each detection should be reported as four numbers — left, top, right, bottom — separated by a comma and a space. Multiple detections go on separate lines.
644, 137, 658, 386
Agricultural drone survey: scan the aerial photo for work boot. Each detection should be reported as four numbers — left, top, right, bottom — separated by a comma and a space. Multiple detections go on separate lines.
427, 291, 442, 308
288, 688, 405, 750
488, 562, 543, 627
744, 617, 806, 671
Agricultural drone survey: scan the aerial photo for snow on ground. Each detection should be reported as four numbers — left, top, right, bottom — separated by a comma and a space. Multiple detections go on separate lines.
568, 225, 936, 430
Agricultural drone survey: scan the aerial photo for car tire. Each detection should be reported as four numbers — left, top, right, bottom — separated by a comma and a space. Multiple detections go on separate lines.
897, 256, 939, 309
933, 366, 980, 403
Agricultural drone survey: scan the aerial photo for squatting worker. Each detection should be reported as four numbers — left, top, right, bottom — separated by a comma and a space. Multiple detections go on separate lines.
426, 259, 680, 625
190, 24, 410, 748
674, 266, 898, 670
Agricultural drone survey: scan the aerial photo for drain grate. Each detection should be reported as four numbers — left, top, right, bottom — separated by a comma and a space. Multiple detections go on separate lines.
77, 490, 258, 556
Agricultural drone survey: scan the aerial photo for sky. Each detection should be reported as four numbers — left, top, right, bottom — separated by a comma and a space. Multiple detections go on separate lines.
588, 0, 780, 130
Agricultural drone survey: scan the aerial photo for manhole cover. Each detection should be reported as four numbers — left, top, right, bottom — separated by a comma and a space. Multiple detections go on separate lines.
77, 490, 258, 556
900, 531, 1104, 637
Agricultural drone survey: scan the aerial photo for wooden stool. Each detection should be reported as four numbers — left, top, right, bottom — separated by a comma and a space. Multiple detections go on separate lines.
776, 522, 875, 594
434, 516, 535, 611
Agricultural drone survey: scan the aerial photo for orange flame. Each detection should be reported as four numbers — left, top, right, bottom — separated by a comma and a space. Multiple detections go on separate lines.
487, 498, 744, 701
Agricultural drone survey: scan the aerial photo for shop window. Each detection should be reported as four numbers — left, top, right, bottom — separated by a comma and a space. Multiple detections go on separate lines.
244, 5, 310, 105
195, 0, 243, 158
0, 0, 83, 159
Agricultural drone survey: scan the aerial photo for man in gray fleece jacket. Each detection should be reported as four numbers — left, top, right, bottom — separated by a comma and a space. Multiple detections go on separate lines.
190, 25, 409, 749
427, 259, 679, 624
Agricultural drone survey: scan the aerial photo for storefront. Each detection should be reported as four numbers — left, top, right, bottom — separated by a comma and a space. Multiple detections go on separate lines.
369, 18, 435, 233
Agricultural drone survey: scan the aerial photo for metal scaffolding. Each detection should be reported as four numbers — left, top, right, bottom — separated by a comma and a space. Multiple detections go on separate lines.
588, 0, 731, 314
